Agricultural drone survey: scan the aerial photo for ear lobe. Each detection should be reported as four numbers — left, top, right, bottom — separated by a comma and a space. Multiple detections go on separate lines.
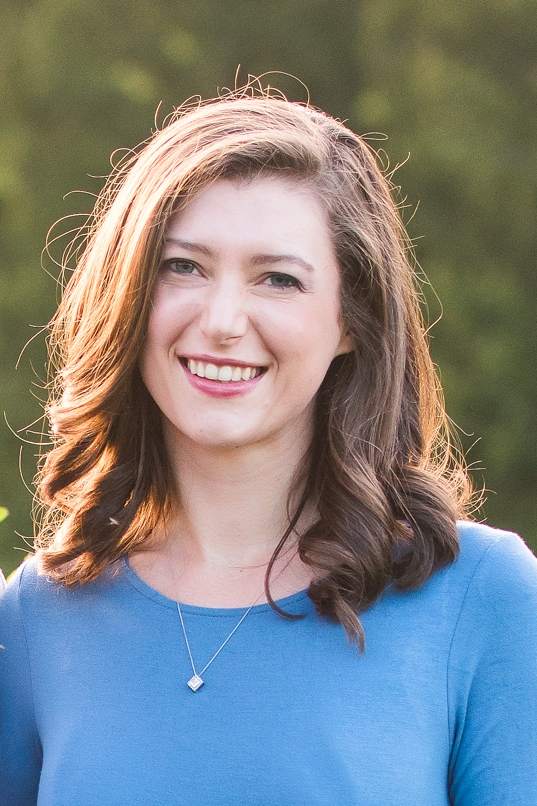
335, 332, 354, 357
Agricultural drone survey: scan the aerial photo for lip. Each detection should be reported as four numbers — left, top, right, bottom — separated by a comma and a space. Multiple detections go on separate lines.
180, 356, 266, 398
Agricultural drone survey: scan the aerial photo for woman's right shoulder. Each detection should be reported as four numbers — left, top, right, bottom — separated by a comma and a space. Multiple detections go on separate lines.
0, 553, 128, 630
0, 553, 93, 624
1, 554, 40, 594
0, 558, 43, 661
0, 555, 44, 622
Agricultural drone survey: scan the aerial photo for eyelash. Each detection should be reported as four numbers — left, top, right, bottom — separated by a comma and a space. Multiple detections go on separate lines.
160, 261, 304, 291
162, 259, 199, 275
263, 272, 304, 291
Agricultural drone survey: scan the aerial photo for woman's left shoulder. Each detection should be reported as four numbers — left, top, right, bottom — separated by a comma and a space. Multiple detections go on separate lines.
454, 520, 537, 623
456, 519, 537, 577
446, 528, 537, 804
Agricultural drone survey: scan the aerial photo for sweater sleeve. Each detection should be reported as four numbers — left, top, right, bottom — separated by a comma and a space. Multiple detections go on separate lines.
0, 563, 42, 806
447, 529, 537, 806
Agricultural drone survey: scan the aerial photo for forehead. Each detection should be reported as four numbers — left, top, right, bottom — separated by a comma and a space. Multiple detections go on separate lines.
163, 175, 333, 257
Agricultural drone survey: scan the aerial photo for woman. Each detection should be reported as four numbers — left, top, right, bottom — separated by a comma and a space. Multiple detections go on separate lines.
1, 90, 536, 805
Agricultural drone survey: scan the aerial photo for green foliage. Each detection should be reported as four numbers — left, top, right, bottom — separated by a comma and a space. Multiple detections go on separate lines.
351, 0, 537, 540
1, 0, 536, 574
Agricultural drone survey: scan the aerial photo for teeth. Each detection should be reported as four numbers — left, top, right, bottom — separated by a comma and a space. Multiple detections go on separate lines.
186, 359, 261, 383
204, 363, 218, 380
217, 365, 233, 382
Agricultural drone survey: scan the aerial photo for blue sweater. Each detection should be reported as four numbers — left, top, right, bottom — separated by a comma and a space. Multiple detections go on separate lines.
1, 522, 537, 805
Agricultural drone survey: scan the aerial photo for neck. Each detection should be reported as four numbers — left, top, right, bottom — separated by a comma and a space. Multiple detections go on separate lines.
130, 424, 315, 607
168, 427, 311, 564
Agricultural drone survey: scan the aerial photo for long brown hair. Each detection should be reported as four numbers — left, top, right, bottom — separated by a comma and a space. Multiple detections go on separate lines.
37, 88, 473, 645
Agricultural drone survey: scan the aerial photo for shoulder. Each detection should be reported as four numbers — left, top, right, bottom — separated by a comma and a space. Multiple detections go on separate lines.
0, 553, 129, 633
0, 555, 36, 609
448, 521, 537, 651
406, 521, 537, 650
0, 560, 39, 693
455, 520, 537, 607
413, 521, 537, 619
1, 554, 51, 611
0, 556, 46, 642
447, 524, 537, 803
456, 519, 536, 565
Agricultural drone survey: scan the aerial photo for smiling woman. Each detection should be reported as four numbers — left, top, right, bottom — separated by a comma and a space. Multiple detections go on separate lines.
1, 87, 536, 806
141, 177, 350, 452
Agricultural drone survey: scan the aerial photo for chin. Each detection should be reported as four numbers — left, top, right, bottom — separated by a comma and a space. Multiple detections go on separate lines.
169, 420, 263, 451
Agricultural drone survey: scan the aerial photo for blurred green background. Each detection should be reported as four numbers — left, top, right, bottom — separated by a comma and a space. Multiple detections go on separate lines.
1, 0, 536, 574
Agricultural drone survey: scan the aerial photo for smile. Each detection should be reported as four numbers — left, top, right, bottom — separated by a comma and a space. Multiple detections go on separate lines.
183, 358, 266, 382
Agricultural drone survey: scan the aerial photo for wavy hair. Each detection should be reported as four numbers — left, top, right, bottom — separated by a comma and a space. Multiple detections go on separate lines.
36, 88, 473, 646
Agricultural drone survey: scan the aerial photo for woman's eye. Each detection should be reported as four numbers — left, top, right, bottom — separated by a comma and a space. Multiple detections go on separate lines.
264, 272, 302, 290
162, 259, 199, 275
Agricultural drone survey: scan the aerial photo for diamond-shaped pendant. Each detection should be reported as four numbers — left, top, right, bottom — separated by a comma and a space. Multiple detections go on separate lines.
187, 674, 204, 692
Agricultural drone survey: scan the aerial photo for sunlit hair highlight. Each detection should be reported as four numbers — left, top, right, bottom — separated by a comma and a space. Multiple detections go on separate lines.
37, 86, 473, 646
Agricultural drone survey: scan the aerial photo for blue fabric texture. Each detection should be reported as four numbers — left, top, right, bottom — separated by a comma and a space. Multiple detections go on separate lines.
1, 521, 537, 805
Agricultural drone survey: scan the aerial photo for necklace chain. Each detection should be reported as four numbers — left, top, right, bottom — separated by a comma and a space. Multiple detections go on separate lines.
176, 595, 262, 691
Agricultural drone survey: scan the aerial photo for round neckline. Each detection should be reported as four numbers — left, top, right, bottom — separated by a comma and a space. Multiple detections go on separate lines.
121, 556, 311, 615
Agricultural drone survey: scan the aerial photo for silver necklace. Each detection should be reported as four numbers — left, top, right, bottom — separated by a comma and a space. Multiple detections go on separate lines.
176, 596, 262, 691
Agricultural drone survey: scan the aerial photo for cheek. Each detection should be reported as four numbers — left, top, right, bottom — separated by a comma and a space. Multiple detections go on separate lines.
290, 298, 345, 361
139, 304, 176, 394
138, 340, 160, 405
144, 289, 197, 352
139, 322, 163, 386
261, 292, 342, 343
262, 305, 343, 391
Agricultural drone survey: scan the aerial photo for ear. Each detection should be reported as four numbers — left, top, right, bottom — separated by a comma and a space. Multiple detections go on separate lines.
335, 331, 354, 357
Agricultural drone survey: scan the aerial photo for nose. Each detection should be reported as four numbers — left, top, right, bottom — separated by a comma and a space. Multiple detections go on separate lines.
199, 277, 248, 344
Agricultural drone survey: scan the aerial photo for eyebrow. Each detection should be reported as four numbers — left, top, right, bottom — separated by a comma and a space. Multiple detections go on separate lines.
164, 238, 213, 256
164, 238, 314, 273
251, 254, 314, 273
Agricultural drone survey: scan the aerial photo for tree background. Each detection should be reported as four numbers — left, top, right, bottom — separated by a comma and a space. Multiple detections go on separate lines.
1, 0, 536, 574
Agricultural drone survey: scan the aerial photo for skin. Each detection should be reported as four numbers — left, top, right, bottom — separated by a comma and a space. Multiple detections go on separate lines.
132, 176, 352, 607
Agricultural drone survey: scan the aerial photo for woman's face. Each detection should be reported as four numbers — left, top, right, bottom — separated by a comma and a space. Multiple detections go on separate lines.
140, 175, 352, 453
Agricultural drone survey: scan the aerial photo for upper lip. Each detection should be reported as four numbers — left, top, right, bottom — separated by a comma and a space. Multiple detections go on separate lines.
180, 354, 267, 368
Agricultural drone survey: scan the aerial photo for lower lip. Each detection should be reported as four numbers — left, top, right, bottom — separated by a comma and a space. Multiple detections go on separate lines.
182, 364, 265, 398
